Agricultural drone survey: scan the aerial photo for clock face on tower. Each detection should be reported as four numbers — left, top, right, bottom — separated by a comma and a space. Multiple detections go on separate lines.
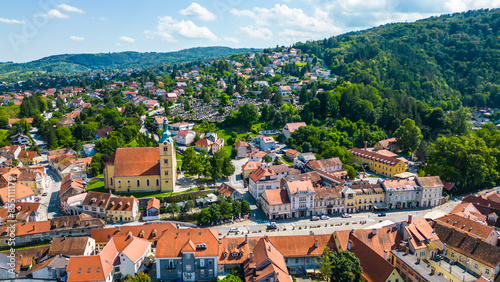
163, 141, 168, 145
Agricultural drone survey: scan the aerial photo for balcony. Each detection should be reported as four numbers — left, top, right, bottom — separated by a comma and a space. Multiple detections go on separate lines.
298, 206, 308, 211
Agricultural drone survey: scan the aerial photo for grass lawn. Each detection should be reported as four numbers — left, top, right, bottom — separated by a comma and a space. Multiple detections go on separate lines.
281, 158, 294, 166
86, 179, 106, 193
176, 151, 183, 169
115, 187, 202, 199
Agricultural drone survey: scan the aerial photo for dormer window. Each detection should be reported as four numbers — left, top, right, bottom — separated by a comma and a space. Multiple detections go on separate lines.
224, 252, 228, 257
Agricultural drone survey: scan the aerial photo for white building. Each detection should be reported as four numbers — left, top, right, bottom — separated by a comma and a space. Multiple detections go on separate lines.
248, 166, 280, 200
382, 178, 421, 209
176, 130, 196, 145
285, 179, 315, 218
416, 176, 444, 208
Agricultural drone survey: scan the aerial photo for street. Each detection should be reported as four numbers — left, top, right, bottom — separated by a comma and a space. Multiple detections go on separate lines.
30, 127, 62, 219
212, 197, 460, 237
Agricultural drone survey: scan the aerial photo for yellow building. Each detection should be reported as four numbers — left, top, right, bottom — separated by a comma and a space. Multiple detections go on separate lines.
105, 120, 176, 193
106, 196, 139, 222
349, 148, 406, 178
342, 183, 385, 213
18, 150, 42, 165
194, 138, 213, 153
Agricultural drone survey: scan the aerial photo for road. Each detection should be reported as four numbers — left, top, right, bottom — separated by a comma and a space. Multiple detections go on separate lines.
212, 197, 460, 237
30, 127, 62, 219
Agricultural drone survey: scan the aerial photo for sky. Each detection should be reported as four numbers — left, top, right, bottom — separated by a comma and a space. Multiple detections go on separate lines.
0, 0, 499, 63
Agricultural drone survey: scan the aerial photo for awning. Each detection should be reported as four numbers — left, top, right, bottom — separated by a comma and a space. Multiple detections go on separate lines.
407, 200, 413, 203
373, 202, 388, 209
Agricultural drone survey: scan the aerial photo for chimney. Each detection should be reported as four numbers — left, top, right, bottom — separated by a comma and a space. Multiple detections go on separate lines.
364, 141, 367, 150
408, 214, 413, 224
347, 240, 352, 251
315, 238, 318, 248
405, 247, 409, 255
245, 234, 248, 244
383, 250, 388, 261
249, 251, 253, 262
127, 231, 132, 239
430, 268, 435, 275
372, 228, 377, 236
416, 257, 420, 264
219, 239, 222, 245
476, 237, 481, 244
59, 253, 62, 258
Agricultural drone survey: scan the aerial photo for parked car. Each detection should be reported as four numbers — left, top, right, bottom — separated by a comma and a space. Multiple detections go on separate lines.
311, 216, 320, 221
267, 222, 277, 229
378, 212, 386, 217
320, 215, 329, 220
42, 192, 47, 196
342, 213, 352, 218
229, 227, 240, 233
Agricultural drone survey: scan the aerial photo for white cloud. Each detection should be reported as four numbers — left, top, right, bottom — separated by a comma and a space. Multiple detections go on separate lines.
231, 4, 340, 35
146, 16, 217, 42
0, 18, 25, 24
115, 43, 121, 46
180, 3, 217, 21
119, 36, 135, 43
99, 17, 108, 21
69, 35, 85, 41
58, 4, 84, 14
240, 26, 272, 40
40, 9, 69, 19
224, 37, 240, 44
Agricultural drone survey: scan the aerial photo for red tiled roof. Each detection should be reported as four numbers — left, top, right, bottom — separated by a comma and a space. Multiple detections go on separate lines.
109, 147, 159, 177
91, 222, 176, 244
262, 189, 290, 206
155, 228, 219, 258
249, 166, 276, 182
349, 148, 402, 167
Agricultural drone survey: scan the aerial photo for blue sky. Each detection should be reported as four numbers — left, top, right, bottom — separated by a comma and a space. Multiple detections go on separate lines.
1, 0, 499, 62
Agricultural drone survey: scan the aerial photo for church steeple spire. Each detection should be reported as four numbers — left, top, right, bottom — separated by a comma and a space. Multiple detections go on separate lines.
159, 118, 173, 143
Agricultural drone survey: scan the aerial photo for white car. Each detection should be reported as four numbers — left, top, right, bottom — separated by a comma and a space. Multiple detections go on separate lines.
320, 215, 329, 220
342, 213, 352, 218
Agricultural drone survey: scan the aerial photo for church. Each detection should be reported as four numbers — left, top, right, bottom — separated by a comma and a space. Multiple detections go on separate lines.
104, 119, 177, 193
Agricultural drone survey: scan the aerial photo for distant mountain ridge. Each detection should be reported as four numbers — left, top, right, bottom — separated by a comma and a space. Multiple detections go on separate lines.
0, 46, 259, 75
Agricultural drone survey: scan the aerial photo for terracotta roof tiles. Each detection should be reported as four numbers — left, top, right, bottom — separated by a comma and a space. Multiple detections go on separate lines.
108, 147, 160, 177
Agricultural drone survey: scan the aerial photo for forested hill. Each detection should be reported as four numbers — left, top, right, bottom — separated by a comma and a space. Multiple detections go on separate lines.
0, 46, 258, 76
294, 9, 500, 108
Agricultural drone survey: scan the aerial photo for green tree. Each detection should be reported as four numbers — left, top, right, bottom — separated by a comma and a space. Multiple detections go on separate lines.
316, 247, 333, 282
330, 250, 363, 282
427, 135, 499, 192
232, 201, 242, 216
184, 100, 191, 111
344, 164, 358, 179
220, 200, 233, 218
222, 157, 235, 178
166, 202, 180, 218
261, 87, 272, 100
263, 154, 272, 163
241, 200, 251, 215
220, 93, 231, 106
182, 147, 203, 177
197, 208, 212, 225
393, 118, 423, 154
56, 127, 75, 148
238, 103, 259, 125
217, 274, 242, 282
184, 200, 195, 213
124, 272, 150, 282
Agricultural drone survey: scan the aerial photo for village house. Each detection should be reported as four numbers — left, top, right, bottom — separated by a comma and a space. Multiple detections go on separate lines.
10, 133, 31, 145
168, 122, 194, 135
374, 138, 399, 152
249, 166, 280, 200
145, 197, 160, 220
285, 179, 315, 218
241, 161, 262, 179
235, 140, 258, 159
155, 228, 220, 281
176, 130, 196, 145
314, 185, 344, 215
217, 183, 242, 201
261, 188, 290, 220
17, 150, 42, 165
283, 122, 307, 139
